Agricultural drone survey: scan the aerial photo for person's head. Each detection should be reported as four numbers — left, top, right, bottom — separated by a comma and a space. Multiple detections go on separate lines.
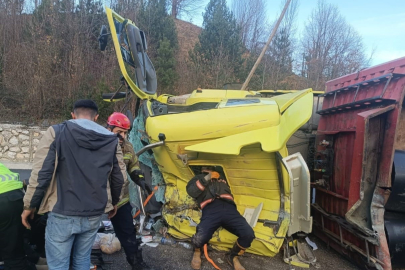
201, 166, 215, 173
71, 99, 99, 121
107, 112, 131, 145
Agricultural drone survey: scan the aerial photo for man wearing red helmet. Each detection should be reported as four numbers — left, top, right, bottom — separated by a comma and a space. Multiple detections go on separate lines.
106, 112, 152, 270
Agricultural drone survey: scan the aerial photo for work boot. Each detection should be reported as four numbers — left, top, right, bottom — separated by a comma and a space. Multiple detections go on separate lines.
191, 248, 202, 270
226, 242, 246, 270
126, 249, 153, 270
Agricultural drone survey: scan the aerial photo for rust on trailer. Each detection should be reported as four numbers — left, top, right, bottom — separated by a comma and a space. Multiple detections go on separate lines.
313, 57, 405, 270
394, 107, 405, 150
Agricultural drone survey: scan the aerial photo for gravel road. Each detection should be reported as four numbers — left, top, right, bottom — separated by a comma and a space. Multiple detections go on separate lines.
102, 235, 359, 270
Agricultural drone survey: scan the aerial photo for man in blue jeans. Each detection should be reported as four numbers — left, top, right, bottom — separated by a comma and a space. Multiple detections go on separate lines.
21, 100, 126, 270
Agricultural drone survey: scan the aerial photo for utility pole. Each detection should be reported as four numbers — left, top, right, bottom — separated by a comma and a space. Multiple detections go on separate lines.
241, 0, 292, 90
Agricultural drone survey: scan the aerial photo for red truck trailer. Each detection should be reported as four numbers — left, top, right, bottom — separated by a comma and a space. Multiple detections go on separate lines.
312, 57, 405, 269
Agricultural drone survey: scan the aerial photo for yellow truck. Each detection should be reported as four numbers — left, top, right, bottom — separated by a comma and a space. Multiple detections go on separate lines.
100, 8, 314, 258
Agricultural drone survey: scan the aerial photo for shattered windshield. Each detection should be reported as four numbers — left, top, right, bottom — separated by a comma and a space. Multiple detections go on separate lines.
114, 19, 135, 71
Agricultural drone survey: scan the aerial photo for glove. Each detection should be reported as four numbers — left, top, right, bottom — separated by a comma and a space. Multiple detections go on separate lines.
202, 171, 220, 184
129, 170, 151, 195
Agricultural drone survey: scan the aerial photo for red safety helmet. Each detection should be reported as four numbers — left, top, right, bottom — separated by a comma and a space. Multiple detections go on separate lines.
107, 112, 131, 130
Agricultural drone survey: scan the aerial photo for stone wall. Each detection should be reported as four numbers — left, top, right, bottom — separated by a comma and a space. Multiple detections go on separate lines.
0, 124, 47, 163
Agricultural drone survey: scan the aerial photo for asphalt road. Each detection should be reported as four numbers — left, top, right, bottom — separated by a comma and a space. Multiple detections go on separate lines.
102, 235, 359, 270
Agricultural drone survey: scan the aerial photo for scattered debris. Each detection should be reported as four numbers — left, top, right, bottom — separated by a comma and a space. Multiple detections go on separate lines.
92, 233, 103, 249
243, 202, 263, 228
160, 236, 176, 245
102, 221, 113, 230
160, 226, 168, 237
145, 242, 159, 248
217, 258, 224, 264
138, 214, 146, 234
142, 235, 153, 243
141, 230, 151, 236
305, 237, 318, 251
152, 235, 162, 243
145, 218, 154, 230
177, 242, 192, 250
99, 234, 121, 255
283, 238, 316, 268
152, 219, 166, 232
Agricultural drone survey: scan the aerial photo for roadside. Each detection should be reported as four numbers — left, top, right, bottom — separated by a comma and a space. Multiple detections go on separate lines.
103, 235, 359, 270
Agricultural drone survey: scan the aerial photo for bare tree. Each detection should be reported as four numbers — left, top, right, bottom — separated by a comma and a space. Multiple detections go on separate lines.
301, 0, 369, 90
265, 0, 298, 89
232, 0, 267, 53
171, 0, 203, 20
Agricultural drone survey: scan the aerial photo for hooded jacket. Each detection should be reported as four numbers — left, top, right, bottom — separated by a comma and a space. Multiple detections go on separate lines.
24, 119, 126, 216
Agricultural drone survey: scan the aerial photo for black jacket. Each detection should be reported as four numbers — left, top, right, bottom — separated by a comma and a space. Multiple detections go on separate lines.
186, 173, 235, 209
24, 119, 126, 216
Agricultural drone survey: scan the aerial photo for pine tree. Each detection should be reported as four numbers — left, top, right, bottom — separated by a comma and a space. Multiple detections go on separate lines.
190, 0, 244, 89
268, 26, 294, 89
156, 37, 178, 94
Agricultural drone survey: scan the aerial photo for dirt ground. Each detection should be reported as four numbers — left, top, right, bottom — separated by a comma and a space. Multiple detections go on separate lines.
102, 235, 359, 270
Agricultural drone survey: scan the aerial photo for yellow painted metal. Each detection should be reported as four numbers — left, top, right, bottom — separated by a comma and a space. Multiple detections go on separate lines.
145, 101, 280, 141
155, 143, 291, 256
184, 89, 313, 154
142, 89, 313, 257
102, 98, 125, 102
105, 7, 157, 100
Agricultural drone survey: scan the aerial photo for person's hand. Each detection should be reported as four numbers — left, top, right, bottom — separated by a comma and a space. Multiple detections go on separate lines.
130, 170, 151, 195
202, 171, 220, 183
21, 209, 35, 229
108, 205, 118, 219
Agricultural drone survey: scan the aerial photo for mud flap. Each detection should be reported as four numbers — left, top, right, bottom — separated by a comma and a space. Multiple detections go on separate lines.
282, 153, 313, 236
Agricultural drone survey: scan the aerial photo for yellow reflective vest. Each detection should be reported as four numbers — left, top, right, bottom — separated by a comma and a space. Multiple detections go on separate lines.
0, 163, 22, 194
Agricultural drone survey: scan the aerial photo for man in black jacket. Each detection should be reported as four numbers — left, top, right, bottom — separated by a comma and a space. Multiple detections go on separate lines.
21, 100, 126, 270
186, 167, 255, 270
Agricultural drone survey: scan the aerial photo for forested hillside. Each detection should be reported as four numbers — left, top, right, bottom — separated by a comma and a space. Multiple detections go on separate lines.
0, 0, 370, 123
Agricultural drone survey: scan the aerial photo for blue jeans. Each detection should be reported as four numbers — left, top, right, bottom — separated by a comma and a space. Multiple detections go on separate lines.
45, 212, 102, 270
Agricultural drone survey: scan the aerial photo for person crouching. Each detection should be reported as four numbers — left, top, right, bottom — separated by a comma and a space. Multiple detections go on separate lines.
186, 167, 255, 270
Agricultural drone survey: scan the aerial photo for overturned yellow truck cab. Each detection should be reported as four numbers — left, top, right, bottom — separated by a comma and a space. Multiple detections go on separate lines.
101, 8, 314, 257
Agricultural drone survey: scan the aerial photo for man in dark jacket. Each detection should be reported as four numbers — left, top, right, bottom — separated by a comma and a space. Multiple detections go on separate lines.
21, 100, 126, 270
186, 167, 255, 270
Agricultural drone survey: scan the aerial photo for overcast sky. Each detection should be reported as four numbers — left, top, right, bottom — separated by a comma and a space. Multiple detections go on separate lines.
187, 0, 405, 66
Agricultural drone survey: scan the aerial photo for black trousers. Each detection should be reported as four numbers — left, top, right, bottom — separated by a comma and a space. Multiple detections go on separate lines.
110, 202, 140, 259
24, 213, 48, 264
0, 189, 29, 270
192, 199, 255, 249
